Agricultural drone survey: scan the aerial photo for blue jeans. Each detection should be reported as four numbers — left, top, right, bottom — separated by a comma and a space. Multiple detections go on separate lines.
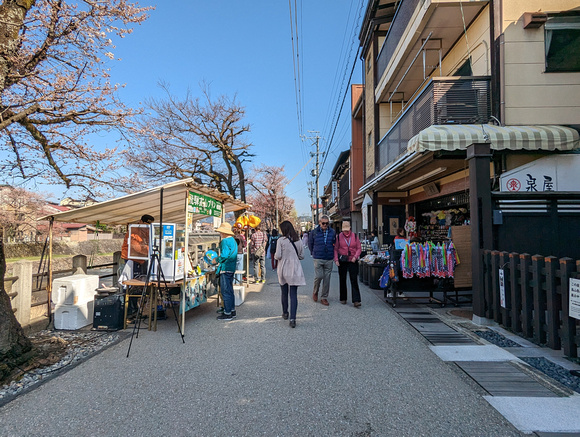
220, 271, 235, 315
235, 254, 244, 284
254, 254, 266, 281
280, 284, 298, 320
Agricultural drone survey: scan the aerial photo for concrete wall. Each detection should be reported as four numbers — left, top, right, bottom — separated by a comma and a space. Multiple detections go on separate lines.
365, 47, 376, 180
502, 0, 580, 125
439, 5, 491, 76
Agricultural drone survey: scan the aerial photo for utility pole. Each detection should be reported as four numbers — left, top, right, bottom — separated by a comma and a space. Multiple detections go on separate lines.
306, 131, 323, 225
307, 181, 314, 228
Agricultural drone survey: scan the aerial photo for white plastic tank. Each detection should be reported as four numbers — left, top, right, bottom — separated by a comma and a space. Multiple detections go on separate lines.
51, 274, 100, 306
54, 301, 95, 330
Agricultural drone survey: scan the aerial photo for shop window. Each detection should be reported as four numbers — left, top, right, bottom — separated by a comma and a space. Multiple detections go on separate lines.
545, 16, 580, 72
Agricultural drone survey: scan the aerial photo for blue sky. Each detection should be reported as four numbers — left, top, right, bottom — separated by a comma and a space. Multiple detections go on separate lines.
106, 0, 366, 216
37, 1, 364, 216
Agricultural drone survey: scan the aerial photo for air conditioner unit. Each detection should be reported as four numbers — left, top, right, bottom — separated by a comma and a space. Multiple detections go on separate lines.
523, 12, 548, 29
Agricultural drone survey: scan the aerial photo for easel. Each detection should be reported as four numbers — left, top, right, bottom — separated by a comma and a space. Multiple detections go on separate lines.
126, 188, 185, 358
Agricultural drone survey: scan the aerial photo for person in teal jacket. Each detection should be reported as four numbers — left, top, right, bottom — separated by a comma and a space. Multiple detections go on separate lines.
215, 222, 239, 321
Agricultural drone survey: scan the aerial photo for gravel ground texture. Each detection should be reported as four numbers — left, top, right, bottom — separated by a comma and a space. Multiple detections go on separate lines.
473, 329, 522, 348
0, 330, 123, 407
0, 254, 523, 437
520, 357, 580, 394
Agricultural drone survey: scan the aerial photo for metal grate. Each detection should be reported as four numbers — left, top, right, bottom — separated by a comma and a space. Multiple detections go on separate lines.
456, 361, 559, 397
396, 310, 476, 345
377, 77, 491, 171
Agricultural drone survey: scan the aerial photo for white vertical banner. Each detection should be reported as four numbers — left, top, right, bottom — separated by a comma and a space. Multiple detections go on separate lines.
569, 278, 580, 320
499, 269, 506, 308
362, 205, 368, 230
331, 181, 338, 202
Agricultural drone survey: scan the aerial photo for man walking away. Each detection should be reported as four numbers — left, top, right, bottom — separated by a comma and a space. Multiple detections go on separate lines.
251, 224, 267, 283
308, 215, 336, 306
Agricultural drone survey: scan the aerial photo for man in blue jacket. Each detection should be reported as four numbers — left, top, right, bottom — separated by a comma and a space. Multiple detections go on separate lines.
308, 215, 336, 306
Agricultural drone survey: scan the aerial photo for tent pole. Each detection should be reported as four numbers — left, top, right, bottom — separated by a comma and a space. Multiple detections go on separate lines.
47, 217, 54, 323
182, 191, 189, 334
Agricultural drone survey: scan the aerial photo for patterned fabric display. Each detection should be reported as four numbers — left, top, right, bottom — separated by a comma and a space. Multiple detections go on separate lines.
399, 241, 458, 279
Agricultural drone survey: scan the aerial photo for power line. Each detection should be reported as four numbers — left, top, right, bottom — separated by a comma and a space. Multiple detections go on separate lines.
288, 0, 304, 138
320, 1, 364, 171
319, 0, 365, 174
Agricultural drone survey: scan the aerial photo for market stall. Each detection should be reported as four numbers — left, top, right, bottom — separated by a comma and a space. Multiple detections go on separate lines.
40, 178, 250, 335
365, 209, 472, 307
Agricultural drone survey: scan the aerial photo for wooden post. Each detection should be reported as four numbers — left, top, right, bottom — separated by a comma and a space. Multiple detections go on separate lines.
482, 250, 492, 319
545, 256, 560, 350
509, 252, 521, 333
520, 253, 533, 338
72, 255, 87, 274
12, 261, 32, 326
560, 258, 577, 358
531, 255, 546, 345
490, 251, 500, 322
467, 143, 493, 320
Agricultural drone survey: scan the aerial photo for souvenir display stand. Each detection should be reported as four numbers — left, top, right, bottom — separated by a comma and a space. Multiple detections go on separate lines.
382, 237, 464, 308
380, 206, 472, 307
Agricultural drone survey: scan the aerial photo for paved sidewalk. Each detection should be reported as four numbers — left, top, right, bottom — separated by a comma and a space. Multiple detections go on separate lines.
0, 252, 524, 436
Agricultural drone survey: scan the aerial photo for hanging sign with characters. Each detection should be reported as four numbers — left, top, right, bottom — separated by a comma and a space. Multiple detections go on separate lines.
188, 191, 222, 217
500, 154, 580, 192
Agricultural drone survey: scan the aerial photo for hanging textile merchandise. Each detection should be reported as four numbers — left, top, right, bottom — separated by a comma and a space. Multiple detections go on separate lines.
400, 241, 458, 279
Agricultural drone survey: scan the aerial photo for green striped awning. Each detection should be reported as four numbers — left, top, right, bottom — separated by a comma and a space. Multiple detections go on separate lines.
407, 124, 580, 153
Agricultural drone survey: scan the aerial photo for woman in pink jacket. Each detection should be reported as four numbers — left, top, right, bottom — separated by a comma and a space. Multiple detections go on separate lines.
334, 221, 362, 307
275, 220, 306, 328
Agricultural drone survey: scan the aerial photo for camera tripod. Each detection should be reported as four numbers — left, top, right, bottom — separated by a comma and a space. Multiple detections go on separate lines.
126, 247, 185, 358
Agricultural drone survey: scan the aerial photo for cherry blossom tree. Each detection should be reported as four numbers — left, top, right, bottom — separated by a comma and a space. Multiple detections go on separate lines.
246, 165, 295, 230
0, 185, 47, 242
0, 0, 152, 380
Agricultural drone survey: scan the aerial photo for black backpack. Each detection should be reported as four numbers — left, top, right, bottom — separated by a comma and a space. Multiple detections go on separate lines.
270, 236, 279, 253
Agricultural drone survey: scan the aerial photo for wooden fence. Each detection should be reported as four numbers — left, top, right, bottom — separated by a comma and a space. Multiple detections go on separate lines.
482, 250, 579, 358
7, 253, 120, 329
8, 236, 221, 329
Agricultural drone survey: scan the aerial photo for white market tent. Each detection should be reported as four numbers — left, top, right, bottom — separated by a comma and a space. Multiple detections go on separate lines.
40, 178, 250, 333
40, 178, 250, 225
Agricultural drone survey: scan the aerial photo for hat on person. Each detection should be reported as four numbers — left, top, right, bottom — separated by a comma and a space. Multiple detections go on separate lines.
342, 221, 351, 231
215, 222, 234, 236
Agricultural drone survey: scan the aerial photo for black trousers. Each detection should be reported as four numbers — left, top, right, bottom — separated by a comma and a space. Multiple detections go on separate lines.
338, 261, 361, 303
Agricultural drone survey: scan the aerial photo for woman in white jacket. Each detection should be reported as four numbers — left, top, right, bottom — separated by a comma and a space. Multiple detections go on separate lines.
275, 220, 306, 328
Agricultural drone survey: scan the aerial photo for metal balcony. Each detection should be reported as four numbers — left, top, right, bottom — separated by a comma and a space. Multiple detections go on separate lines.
376, 76, 491, 171
375, 0, 488, 95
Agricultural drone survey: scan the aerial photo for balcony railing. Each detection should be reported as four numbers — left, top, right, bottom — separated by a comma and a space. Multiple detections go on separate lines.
377, 76, 491, 171
376, 0, 421, 83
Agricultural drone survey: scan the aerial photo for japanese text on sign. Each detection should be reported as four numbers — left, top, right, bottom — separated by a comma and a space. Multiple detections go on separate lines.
569, 278, 580, 321
188, 191, 222, 217
499, 269, 506, 308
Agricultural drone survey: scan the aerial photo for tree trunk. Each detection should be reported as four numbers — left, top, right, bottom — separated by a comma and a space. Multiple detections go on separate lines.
0, 226, 33, 381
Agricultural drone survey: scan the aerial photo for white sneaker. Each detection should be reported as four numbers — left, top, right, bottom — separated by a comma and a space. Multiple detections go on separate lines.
386, 292, 393, 298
